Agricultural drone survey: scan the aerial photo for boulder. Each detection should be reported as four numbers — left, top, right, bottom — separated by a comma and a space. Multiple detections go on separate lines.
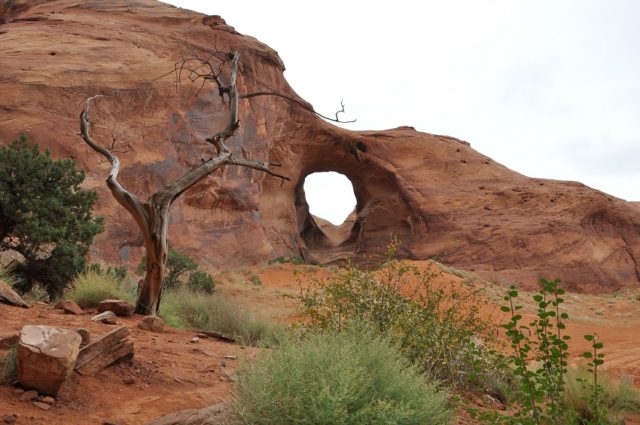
138, 316, 165, 333
0, 280, 28, 308
97, 300, 134, 317
60, 300, 84, 315
17, 325, 81, 396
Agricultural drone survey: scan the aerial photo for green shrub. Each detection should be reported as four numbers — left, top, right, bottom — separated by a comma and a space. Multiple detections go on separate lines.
475, 279, 616, 425
232, 324, 452, 425
187, 270, 216, 294
248, 273, 261, 286
565, 367, 640, 424
0, 134, 104, 298
67, 269, 133, 308
1, 344, 18, 385
160, 288, 284, 347
137, 249, 197, 290
298, 242, 499, 389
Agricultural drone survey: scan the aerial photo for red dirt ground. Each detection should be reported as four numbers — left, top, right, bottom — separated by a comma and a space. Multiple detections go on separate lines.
2, 261, 640, 424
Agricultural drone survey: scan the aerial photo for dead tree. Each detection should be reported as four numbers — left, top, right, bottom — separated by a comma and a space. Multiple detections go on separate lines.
80, 50, 352, 316
80, 52, 290, 315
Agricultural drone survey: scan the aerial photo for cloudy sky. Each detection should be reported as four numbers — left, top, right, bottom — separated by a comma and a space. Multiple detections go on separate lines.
168, 0, 639, 224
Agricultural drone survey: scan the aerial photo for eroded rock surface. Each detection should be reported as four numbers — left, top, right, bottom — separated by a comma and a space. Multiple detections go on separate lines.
0, 0, 638, 291
17, 325, 81, 396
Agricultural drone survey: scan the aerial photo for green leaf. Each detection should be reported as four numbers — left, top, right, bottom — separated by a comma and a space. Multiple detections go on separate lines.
584, 335, 595, 341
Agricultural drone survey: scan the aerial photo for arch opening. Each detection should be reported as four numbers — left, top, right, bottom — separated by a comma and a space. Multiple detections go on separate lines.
303, 172, 356, 226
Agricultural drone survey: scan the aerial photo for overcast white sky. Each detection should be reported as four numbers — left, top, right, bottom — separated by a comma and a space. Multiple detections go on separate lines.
168, 0, 639, 224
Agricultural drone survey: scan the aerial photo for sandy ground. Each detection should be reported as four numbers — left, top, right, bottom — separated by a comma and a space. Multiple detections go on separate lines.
2, 261, 640, 424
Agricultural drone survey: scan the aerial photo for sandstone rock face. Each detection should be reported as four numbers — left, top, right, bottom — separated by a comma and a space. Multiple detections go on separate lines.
97, 299, 134, 317
18, 325, 81, 396
0, 280, 28, 308
0, 1, 639, 292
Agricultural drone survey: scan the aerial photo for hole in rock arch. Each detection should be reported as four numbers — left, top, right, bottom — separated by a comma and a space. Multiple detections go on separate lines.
303, 172, 356, 226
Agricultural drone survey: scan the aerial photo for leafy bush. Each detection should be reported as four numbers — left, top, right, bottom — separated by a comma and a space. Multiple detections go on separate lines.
1, 344, 18, 385
298, 242, 499, 389
67, 269, 133, 308
232, 324, 452, 425
160, 288, 283, 347
137, 249, 214, 292
475, 279, 618, 425
187, 270, 216, 294
0, 134, 104, 298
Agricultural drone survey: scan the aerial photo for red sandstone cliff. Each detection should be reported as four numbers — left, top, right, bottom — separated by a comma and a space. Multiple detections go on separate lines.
1, 0, 639, 291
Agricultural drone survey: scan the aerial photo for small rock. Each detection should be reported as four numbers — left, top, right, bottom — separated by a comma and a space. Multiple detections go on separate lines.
102, 421, 124, 425
41, 396, 55, 405
91, 311, 116, 321
123, 377, 135, 385
223, 355, 237, 360
54, 300, 64, 309
76, 328, 91, 346
0, 334, 19, 349
60, 300, 84, 315
138, 316, 164, 333
2, 414, 17, 424
101, 317, 118, 325
13, 388, 24, 395
0, 280, 28, 308
97, 299, 133, 317
197, 333, 209, 338
32, 401, 51, 411
20, 390, 38, 401
189, 337, 199, 344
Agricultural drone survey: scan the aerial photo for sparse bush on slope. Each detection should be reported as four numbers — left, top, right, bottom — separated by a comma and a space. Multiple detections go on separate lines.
232, 324, 452, 425
160, 287, 284, 347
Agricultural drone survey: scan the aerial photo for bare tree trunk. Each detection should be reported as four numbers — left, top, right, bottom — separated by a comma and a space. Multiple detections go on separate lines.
135, 205, 169, 315
80, 52, 289, 316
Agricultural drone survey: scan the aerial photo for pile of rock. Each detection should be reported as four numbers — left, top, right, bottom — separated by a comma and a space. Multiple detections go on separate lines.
15, 323, 134, 398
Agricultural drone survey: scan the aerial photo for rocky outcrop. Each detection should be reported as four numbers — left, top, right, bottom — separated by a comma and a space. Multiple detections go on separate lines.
17, 325, 81, 396
0, 280, 28, 308
0, 0, 638, 291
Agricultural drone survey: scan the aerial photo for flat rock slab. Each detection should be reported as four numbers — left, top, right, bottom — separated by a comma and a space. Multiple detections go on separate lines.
18, 325, 81, 396
97, 299, 133, 317
0, 280, 28, 308
75, 326, 134, 375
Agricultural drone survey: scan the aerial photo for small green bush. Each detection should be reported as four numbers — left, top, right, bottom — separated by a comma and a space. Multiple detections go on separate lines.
137, 249, 197, 290
187, 270, 216, 294
67, 269, 133, 308
232, 325, 452, 425
160, 288, 284, 347
1, 344, 18, 385
86, 262, 128, 284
